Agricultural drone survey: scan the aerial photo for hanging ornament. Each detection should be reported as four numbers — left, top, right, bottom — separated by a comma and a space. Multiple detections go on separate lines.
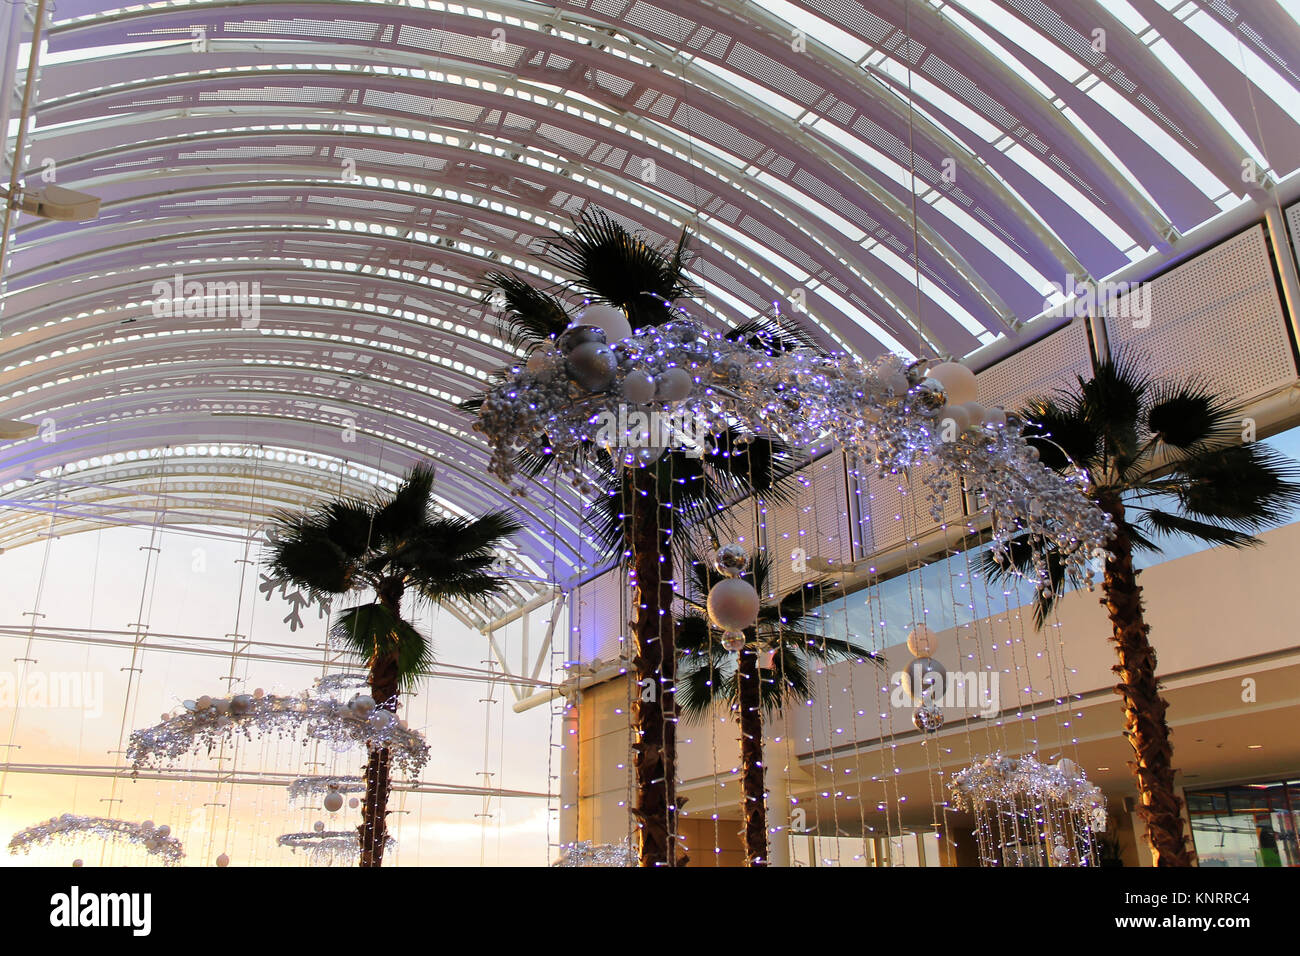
925, 361, 978, 405
323, 791, 344, 813
621, 368, 656, 404
349, 798, 360, 810
911, 378, 947, 412
576, 303, 632, 343
721, 631, 746, 652
711, 543, 749, 577
707, 578, 760, 632
556, 325, 605, 353
906, 625, 938, 657
653, 367, 693, 402
901, 656, 947, 705
938, 403, 972, 434
566, 341, 618, 392
216, 853, 230, 868
526, 348, 564, 380
912, 704, 945, 733
8, 815, 185, 865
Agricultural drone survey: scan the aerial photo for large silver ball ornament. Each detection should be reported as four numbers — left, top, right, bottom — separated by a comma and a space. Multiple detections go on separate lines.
901, 656, 947, 705
576, 303, 632, 343
712, 543, 748, 577
707, 577, 760, 632
324, 792, 344, 813
621, 368, 656, 405
567, 342, 618, 392
556, 324, 606, 353
654, 367, 693, 402
925, 361, 978, 405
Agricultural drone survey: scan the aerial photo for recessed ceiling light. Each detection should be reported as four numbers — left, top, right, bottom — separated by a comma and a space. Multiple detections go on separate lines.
1097, 766, 1110, 771
1248, 744, 1264, 750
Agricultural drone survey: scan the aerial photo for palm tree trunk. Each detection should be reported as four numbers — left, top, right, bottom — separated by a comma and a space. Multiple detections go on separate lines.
629, 466, 683, 866
736, 642, 767, 866
1097, 493, 1192, 867
359, 581, 403, 868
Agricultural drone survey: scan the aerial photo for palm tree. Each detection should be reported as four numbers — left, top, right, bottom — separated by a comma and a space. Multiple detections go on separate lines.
266, 464, 521, 867
987, 355, 1300, 866
475, 207, 807, 866
676, 552, 882, 866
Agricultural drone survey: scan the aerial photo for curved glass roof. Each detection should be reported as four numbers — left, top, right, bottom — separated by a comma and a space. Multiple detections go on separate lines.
2, 0, 1298, 619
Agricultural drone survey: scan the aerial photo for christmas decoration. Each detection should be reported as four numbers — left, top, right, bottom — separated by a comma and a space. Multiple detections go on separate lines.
127, 692, 430, 778
8, 815, 184, 865
474, 327, 1113, 584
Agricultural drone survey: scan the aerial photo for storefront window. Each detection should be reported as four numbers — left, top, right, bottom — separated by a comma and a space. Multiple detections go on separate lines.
1187, 779, 1300, 867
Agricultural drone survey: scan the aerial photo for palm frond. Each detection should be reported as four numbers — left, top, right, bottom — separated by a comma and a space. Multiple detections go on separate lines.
1173, 443, 1300, 530
1143, 378, 1238, 451
265, 515, 358, 597
1020, 397, 1099, 475
1134, 508, 1259, 549
332, 602, 434, 688
726, 315, 820, 353
371, 465, 436, 544
540, 207, 697, 329
481, 271, 571, 347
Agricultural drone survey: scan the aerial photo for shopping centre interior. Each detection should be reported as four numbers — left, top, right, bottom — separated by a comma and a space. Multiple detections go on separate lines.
0, 0, 1298, 868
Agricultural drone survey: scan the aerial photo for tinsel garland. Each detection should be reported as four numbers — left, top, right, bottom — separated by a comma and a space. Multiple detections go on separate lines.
949, 752, 1105, 814
474, 320, 1114, 582
287, 775, 365, 803
551, 841, 634, 867
8, 814, 185, 865
127, 693, 430, 778
313, 673, 370, 695
277, 830, 395, 864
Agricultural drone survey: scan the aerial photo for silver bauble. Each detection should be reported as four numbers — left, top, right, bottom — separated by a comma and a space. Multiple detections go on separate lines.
911, 378, 947, 412
712, 543, 748, 577
654, 366, 693, 402
707, 577, 761, 631
901, 656, 947, 704
576, 303, 632, 343
926, 361, 978, 405
912, 705, 945, 733
721, 631, 746, 652
621, 368, 657, 404
557, 324, 606, 353
323, 792, 344, 813
567, 342, 618, 392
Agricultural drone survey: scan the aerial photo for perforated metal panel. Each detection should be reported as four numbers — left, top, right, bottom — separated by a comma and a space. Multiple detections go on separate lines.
1105, 225, 1296, 404
853, 462, 962, 561
570, 569, 632, 667
1285, 199, 1300, 283
763, 453, 853, 597
975, 319, 1094, 413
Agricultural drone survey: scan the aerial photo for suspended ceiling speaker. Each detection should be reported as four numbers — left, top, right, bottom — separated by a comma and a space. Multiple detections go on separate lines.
0, 418, 38, 440
18, 184, 101, 222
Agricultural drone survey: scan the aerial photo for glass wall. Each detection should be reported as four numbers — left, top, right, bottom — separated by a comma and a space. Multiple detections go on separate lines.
1187, 779, 1300, 867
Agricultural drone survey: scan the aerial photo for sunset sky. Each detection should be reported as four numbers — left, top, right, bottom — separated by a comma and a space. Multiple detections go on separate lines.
0, 521, 556, 866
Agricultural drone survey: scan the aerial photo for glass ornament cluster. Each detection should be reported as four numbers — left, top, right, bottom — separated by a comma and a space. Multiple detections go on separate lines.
287, 775, 365, 805
474, 318, 1113, 583
950, 753, 1105, 868
949, 752, 1104, 812
127, 690, 430, 778
9, 814, 184, 865
277, 830, 395, 865
551, 840, 634, 867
